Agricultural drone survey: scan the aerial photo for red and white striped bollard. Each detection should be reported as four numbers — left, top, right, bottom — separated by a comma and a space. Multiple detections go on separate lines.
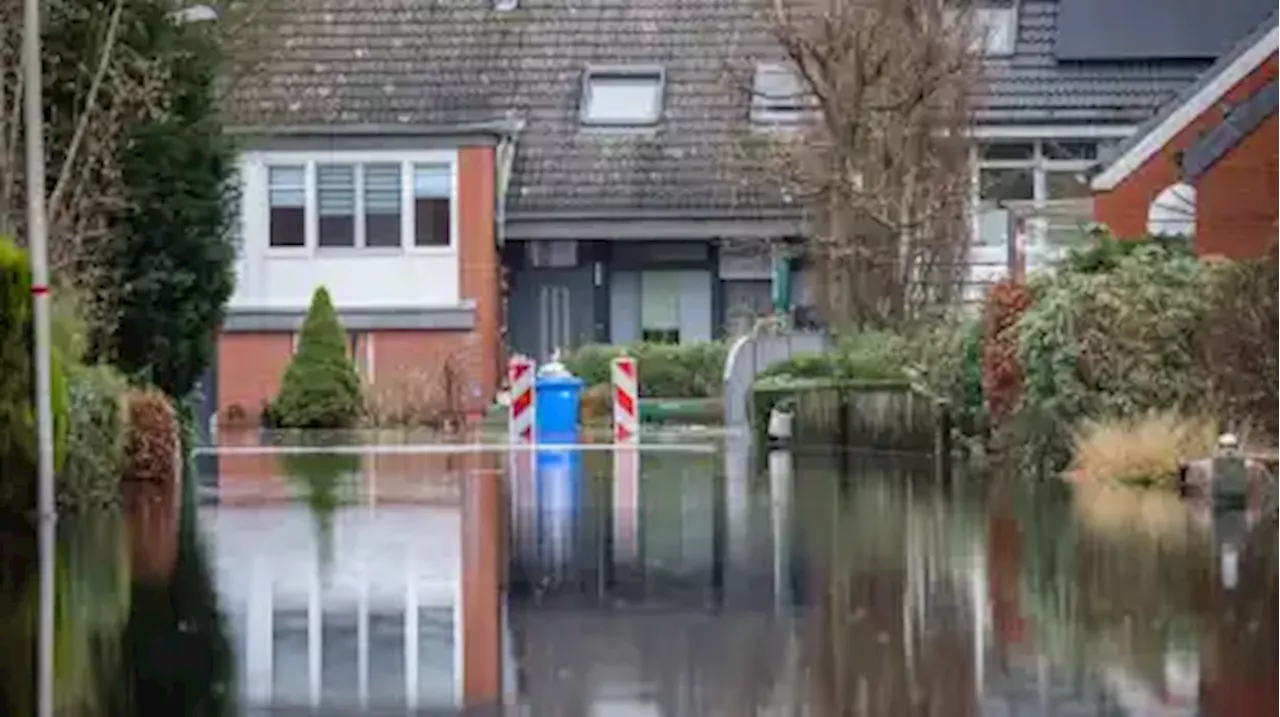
611, 355, 640, 563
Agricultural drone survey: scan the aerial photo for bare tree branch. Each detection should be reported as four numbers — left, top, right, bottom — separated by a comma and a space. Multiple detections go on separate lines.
48, 0, 125, 227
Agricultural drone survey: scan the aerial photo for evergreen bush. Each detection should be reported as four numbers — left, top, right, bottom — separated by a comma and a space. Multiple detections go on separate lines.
0, 238, 70, 512
1014, 244, 1210, 469
61, 364, 130, 510
271, 287, 363, 428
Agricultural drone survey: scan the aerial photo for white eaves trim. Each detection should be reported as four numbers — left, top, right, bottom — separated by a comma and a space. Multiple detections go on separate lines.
971, 124, 1136, 139
1091, 23, 1280, 192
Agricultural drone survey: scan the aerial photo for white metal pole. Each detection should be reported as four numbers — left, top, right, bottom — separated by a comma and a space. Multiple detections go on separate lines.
23, 0, 56, 712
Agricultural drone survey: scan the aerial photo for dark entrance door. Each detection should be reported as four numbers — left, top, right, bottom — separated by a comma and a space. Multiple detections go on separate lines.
508, 266, 597, 363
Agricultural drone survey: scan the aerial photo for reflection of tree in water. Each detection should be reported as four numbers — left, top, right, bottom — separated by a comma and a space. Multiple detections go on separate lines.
108, 497, 237, 716
799, 453, 983, 716
1011, 475, 1210, 687
0, 474, 237, 715
0, 514, 131, 716
277, 438, 361, 580
277, 448, 360, 576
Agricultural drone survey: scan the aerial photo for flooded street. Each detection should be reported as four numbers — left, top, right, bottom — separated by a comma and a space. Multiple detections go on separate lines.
0, 434, 1275, 715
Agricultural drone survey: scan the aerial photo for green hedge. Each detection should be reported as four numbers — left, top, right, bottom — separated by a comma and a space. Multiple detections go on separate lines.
562, 341, 728, 398
61, 364, 130, 511
758, 331, 910, 384
0, 238, 70, 512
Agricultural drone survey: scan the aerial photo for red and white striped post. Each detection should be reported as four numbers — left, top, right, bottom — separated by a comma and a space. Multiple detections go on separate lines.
611, 355, 639, 444
611, 355, 640, 563
507, 355, 537, 555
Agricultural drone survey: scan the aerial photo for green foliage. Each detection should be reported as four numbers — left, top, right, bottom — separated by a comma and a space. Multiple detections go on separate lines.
0, 238, 70, 512
61, 364, 130, 511
903, 317, 987, 439
1058, 231, 1193, 275
271, 288, 363, 428
86, 0, 236, 400
759, 330, 910, 383
1201, 253, 1279, 437
561, 341, 729, 398
1015, 244, 1210, 468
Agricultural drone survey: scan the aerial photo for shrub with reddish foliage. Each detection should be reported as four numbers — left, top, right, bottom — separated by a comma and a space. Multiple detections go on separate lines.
980, 280, 1033, 424
122, 388, 180, 484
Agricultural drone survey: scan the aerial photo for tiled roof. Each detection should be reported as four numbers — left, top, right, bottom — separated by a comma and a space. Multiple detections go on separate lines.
976, 0, 1214, 125
226, 0, 1241, 217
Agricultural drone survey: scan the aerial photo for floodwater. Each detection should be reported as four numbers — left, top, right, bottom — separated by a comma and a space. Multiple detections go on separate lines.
0, 432, 1275, 716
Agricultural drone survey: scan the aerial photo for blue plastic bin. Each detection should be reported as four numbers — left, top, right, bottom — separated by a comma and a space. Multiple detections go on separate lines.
535, 375, 584, 444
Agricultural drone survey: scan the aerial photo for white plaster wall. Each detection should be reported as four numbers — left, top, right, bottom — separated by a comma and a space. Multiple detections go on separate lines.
231, 150, 462, 310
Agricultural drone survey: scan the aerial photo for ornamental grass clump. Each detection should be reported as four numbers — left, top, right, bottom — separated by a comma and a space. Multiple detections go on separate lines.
271, 287, 363, 429
1070, 410, 1217, 488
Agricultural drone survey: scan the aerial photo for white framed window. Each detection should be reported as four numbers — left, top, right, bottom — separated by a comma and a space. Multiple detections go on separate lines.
267, 165, 306, 248
580, 67, 665, 126
751, 63, 810, 125
973, 138, 1100, 260
413, 164, 452, 247
257, 152, 457, 253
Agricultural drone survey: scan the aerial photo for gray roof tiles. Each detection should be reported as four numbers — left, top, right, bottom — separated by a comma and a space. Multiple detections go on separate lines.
226, 0, 1246, 217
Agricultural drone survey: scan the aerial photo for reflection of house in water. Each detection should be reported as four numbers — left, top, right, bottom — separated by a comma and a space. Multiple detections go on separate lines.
506, 448, 993, 715
203, 505, 462, 710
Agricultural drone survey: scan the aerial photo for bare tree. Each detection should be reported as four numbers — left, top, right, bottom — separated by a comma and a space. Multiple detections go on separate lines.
760, 0, 981, 330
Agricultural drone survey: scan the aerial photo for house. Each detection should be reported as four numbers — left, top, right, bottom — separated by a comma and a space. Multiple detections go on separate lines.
207, 0, 1275, 424
210, 3, 525, 423
967, 0, 1274, 285
1091, 16, 1278, 258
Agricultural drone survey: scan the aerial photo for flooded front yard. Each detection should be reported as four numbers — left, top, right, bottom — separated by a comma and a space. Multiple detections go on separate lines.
0, 432, 1274, 715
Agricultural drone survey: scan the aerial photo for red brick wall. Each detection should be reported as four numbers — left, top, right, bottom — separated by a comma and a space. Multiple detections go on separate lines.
1093, 54, 1278, 259
217, 332, 294, 423
457, 146, 501, 400
214, 142, 502, 426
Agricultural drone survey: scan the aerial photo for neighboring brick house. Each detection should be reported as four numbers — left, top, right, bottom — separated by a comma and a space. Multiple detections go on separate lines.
966, 0, 1272, 288
1091, 17, 1278, 259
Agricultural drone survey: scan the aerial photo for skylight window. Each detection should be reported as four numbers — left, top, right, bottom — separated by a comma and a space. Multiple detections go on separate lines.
751, 64, 810, 125
581, 68, 665, 126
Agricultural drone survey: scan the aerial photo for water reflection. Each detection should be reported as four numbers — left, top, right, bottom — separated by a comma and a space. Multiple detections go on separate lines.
0, 482, 233, 716
0, 437, 1273, 716
509, 446, 1277, 716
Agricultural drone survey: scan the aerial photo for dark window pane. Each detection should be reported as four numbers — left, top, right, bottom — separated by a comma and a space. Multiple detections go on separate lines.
413, 165, 451, 247
979, 168, 1034, 201
270, 207, 305, 247
318, 164, 355, 247
1042, 139, 1098, 161
979, 142, 1034, 161
364, 163, 402, 248
641, 328, 679, 344
268, 165, 305, 247
414, 199, 451, 247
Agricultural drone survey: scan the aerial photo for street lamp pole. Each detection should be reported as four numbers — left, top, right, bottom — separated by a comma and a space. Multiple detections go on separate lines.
23, 0, 57, 713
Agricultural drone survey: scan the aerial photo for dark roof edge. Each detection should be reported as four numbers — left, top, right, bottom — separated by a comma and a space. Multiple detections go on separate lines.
507, 208, 806, 223
225, 121, 525, 139
1092, 14, 1279, 190
505, 211, 808, 241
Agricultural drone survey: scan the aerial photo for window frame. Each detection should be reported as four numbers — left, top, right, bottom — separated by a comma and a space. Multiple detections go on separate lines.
750, 63, 811, 126
579, 65, 666, 128
972, 138, 1100, 250
253, 150, 458, 257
